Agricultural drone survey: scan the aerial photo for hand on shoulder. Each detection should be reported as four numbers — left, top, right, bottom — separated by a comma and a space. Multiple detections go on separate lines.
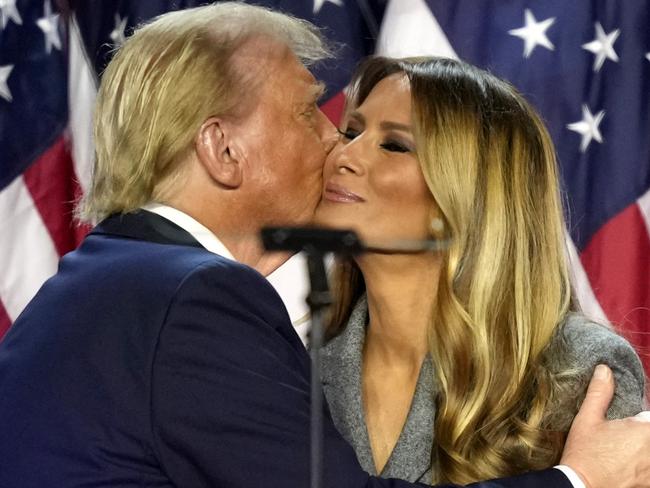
561, 364, 650, 488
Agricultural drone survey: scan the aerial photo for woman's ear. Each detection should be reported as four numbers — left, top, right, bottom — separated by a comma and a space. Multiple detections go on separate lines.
195, 117, 243, 189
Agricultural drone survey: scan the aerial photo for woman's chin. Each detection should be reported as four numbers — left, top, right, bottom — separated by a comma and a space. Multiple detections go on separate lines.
313, 205, 350, 230
313, 204, 334, 226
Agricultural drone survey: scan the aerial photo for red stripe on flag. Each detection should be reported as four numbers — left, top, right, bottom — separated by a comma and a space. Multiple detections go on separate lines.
22, 137, 90, 257
321, 91, 346, 127
580, 202, 650, 377
0, 300, 11, 342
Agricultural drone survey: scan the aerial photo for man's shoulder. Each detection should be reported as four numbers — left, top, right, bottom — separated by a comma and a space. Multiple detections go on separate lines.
131, 241, 295, 343
170, 254, 289, 319
76, 230, 246, 285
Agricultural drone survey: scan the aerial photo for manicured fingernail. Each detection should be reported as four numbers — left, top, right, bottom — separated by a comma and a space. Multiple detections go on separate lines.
594, 364, 609, 379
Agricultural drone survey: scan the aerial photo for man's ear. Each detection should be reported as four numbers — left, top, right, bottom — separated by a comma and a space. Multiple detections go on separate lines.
195, 117, 243, 189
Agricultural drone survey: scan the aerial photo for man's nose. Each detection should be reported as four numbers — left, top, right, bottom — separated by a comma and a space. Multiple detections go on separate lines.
318, 110, 340, 154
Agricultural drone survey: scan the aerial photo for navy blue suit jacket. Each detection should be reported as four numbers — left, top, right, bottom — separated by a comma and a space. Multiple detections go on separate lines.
0, 211, 571, 488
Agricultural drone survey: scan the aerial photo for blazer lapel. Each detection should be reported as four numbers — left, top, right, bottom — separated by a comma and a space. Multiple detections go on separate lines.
320, 295, 377, 475
321, 294, 437, 483
381, 356, 436, 482
90, 210, 205, 249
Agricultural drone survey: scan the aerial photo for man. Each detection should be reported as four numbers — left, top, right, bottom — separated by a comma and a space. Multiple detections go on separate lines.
0, 3, 648, 488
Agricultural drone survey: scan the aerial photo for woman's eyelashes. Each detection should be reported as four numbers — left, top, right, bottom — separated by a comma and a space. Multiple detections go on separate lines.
338, 126, 413, 153
380, 140, 411, 153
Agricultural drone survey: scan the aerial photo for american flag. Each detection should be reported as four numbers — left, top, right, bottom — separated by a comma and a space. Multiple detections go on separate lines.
1, 1, 649, 381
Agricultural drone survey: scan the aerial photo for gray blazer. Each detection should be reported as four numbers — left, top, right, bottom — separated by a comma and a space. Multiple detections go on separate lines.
320, 294, 646, 483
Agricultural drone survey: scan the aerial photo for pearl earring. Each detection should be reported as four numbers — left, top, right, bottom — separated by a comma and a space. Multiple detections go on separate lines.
430, 217, 445, 234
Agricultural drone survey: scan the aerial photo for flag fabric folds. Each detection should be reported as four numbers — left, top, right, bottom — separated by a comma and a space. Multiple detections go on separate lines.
0, 0, 89, 339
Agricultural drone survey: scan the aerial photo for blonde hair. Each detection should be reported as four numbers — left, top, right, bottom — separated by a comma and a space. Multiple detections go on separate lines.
329, 57, 581, 484
79, 2, 332, 222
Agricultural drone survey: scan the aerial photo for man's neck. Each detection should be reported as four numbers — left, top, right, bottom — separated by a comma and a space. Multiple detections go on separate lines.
219, 231, 291, 276
158, 199, 290, 276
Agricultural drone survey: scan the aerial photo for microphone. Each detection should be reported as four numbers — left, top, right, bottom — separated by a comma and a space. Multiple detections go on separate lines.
261, 226, 450, 254
261, 226, 363, 254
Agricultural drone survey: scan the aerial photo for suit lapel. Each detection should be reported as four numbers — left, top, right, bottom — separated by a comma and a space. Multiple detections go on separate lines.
90, 210, 205, 249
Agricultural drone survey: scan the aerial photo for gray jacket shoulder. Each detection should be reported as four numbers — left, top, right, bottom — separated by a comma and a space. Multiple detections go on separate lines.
554, 313, 646, 419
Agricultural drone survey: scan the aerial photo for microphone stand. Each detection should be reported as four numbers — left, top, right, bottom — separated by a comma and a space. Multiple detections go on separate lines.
261, 227, 363, 488
260, 227, 448, 488
305, 251, 329, 488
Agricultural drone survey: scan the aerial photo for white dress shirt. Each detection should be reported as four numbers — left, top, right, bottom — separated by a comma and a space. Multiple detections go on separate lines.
141, 203, 235, 260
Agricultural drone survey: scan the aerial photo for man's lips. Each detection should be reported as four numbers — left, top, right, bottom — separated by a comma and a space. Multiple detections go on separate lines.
323, 182, 365, 203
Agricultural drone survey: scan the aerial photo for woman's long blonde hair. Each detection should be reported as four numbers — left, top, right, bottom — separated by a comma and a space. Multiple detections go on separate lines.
328, 57, 581, 484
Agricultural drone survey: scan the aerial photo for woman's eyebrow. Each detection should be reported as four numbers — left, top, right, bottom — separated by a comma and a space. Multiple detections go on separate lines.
347, 112, 411, 133
380, 121, 412, 133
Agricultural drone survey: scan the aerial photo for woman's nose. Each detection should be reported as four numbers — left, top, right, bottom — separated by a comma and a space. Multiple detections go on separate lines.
329, 138, 365, 176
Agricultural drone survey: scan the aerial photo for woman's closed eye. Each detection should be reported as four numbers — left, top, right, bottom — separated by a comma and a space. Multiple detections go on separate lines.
380, 140, 411, 153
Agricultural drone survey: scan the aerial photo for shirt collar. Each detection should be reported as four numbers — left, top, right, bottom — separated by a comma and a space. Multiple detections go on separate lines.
141, 203, 235, 261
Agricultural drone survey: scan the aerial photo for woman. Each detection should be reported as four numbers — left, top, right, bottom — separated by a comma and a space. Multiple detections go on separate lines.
314, 57, 645, 485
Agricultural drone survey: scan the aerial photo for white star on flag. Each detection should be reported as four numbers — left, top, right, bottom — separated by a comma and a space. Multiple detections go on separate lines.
36, 0, 62, 54
508, 9, 555, 58
0, 64, 13, 102
567, 104, 605, 153
646, 52, 650, 62
110, 14, 128, 46
0, 0, 22, 29
582, 22, 620, 72
313, 0, 343, 14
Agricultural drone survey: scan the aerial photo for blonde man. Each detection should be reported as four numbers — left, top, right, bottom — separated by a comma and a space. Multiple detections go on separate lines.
0, 3, 648, 488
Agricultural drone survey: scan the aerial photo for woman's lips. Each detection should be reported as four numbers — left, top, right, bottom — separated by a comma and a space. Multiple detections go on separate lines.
323, 182, 365, 203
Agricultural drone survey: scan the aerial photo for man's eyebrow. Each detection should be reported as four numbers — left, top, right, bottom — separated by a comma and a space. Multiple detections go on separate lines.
309, 82, 327, 101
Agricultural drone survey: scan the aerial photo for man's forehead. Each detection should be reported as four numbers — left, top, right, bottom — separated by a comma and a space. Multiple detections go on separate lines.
263, 52, 323, 97
283, 56, 326, 99
279, 51, 317, 84
230, 38, 324, 112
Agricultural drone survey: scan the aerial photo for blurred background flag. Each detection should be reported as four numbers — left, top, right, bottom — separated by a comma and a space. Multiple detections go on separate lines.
1, 0, 648, 379
0, 0, 90, 339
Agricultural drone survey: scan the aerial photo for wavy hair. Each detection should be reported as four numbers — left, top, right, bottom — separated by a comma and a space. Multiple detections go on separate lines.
328, 56, 582, 484
79, 2, 332, 223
